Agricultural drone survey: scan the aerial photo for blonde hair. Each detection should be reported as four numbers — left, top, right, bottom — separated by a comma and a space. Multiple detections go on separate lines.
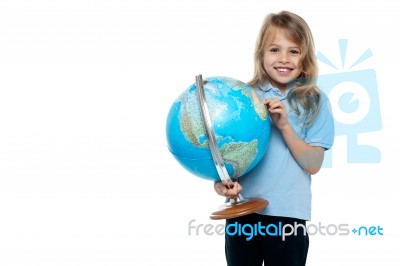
248, 10, 320, 127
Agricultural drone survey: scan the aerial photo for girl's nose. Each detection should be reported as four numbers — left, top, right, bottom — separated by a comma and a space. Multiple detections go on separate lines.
278, 53, 289, 63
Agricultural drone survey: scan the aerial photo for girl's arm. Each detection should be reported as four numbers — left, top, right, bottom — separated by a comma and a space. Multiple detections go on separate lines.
265, 98, 324, 175
279, 124, 324, 174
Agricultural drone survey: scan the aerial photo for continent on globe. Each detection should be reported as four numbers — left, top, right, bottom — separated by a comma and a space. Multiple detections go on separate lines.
166, 76, 271, 181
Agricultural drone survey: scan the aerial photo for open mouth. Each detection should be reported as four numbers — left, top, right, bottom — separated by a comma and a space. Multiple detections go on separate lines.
274, 67, 293, 74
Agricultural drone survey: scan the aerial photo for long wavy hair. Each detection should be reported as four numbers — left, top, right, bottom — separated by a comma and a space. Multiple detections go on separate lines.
248, 10, 320, 127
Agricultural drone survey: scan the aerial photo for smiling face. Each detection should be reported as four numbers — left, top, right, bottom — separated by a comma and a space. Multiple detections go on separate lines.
263, 29, 303, 92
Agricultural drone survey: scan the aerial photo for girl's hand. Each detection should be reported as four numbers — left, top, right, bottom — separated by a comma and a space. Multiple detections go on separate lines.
214, 181, 242, 199
264, 98, 289, 131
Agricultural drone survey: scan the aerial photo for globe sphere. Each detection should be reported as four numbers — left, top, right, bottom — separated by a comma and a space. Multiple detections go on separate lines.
166, 76, 271, 181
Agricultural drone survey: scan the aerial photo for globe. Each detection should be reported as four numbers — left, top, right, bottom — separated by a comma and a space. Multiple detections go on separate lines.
166, 76, 271, 182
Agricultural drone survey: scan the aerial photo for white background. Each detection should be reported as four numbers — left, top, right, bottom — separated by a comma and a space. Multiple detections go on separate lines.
0, 0, 399, 265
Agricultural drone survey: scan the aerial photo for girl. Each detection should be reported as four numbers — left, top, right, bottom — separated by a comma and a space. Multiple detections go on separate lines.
214, 10, 334, 266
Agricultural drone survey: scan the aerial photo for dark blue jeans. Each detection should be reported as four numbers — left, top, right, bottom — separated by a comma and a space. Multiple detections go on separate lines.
225, 213, 309, 266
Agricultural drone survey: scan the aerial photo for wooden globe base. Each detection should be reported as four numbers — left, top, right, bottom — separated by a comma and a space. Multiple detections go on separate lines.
210, 197, 269, 220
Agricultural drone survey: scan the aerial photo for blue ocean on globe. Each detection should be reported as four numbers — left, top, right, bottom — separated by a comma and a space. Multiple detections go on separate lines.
166, 76, 271, 181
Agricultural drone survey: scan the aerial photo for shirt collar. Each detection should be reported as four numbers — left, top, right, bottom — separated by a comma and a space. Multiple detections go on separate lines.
259, 81, 291, 101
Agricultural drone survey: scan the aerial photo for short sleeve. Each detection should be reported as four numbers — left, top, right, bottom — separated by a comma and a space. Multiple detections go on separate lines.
304, 91, 335, 150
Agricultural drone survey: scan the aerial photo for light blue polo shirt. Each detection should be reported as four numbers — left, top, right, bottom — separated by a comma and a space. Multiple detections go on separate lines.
239, 82, 334, 221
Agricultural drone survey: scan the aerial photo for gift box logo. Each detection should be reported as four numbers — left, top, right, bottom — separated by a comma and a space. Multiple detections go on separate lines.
317, 39, 382, 167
